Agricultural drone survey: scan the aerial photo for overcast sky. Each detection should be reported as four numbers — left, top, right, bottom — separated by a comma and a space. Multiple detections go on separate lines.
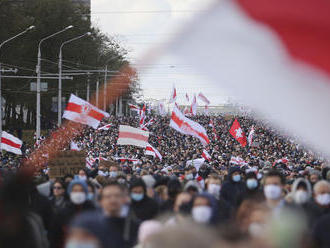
91, 0, 230, 106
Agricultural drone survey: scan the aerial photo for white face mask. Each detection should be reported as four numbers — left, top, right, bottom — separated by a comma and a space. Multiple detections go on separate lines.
294, 190, 309, 204
264, 184, 282, 200
207, 184, 221, 197
186, 174, 193, 180
192, 206, 212, 224
78, 175, 87, 181
316, 193, 330, 206
65, 240, 98, 248
70, 192, 86, 205
248, 222, 266, 238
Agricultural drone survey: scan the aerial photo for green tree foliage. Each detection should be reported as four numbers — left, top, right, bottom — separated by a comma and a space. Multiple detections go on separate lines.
0, 0, 138, 130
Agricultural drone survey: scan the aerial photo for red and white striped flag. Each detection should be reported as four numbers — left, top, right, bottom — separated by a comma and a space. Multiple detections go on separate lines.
230, 156, 248, 166
63, 94, 109, 129
170, 105, 210, 146
169, 85, 177, 103
86, 157, 96, 169
128, 104, 140, 112
162, 0, 330, 155
1, 131, 22, 155
158, 102, 166, 116
190, 94, 197, 116
141, 118, 155, 131
117, 125, 149, 148
98, 123, 112, 131
70, 141, 81, 151
198, 92, 210, 105
248, 126, 255, 146
273, 158, 289, 166
202, 149, 211, 161
185, 93, 190, 102
145, 143, 162, 160
139, 104, 146, 128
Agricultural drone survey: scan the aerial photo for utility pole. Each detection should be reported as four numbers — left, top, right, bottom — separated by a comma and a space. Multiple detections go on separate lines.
103, 65, 107, 111
86, 73, 90, 102
96, 78, 99, 107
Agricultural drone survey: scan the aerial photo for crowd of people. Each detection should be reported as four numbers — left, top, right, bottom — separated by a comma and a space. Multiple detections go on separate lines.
1, 113, 330, 248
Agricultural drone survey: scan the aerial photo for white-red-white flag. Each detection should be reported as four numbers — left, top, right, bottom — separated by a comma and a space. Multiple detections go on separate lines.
230, 156, 248, 166
117, 125, 149, 148
248, 126, 255, 146
169, 85, 177, 103
63, 94, 109, 129
170, 105, 210, 146
145, 143, 162, 160
190, 94, 197, 116
70, 141, 81, 151
158, 102, 166, 116
128, 104, 140, 112
202, 149, 211, 161
139, 104, 146, 128
1, 131, 22, 155
162, 0, 330, 155
198, 92, 210, 105
209, 119, 218, 140
98, 123, 112, 131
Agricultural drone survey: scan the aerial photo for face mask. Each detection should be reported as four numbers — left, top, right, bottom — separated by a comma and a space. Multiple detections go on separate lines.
78, 175, 87, 181
98, 171, 108, 177
87, 193, 94, 201
294, 190, 309, 204
246, 179, 258, 190
248, 222, 265, 238
207, 184, 221, 197
70, 192, 86, 205
65, 240, 98, 248
131, 193, 144, 202
264, 184, 282, 200
232, 175, 241, 182
192, 206, 212, 224
118, 178, 126, 184
316, 193, 330, 206
109, 171, 118, 178
257, 173, 263, 180
186, 174, 193, 180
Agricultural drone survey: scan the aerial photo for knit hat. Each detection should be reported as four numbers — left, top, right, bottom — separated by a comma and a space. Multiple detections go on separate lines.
67, 177, 88, 195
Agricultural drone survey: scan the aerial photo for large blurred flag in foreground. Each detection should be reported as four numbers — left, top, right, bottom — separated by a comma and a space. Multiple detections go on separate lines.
117, 125, 149, 148
162, 0, 330, 155
1, 131, 22, 155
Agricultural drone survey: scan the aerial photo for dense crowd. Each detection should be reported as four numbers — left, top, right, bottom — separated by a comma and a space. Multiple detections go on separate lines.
1, 113, 330, 248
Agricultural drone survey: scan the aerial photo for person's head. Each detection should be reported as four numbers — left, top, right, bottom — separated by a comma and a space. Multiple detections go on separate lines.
78, 169, 87, 181
109, 165, 119, 178
313, 180, 330, 207
87, 182, 96, 201
206, 174, 221, 199
53, 180, 66, 198
192, 194, 217, 225
263, 169, 285, 201
100, 182, 124, 217
65, 212, 110, 248
174, 192, 192, 214
64, 174, 74, 184
291, 178, 312, 205
67, 178, 88, 205
245, 172, 259, 191
184, 168, 193, 180
129, 178, 146, 202
229, 166, 241, 183
309, 170, 321, 186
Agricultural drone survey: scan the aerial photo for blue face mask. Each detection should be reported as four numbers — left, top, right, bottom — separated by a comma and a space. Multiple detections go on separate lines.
131, 193, 144, 202
109, 171, 117, 178
232, 174, 241, 182
246, 179, 258, 189
65, 240, 98, 248
87, 193, 94, 201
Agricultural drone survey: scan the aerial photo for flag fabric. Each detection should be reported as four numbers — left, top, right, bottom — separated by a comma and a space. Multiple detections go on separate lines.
128, 104, 140, 112
117, 125, 149, 148
273, 158, 289, 166
183, 106, 190, 116
204, 105, 209, 115
186, 158, 205, 171
1, 131, 22, 155
98, 124, 112, 131
70, 141, 81, 151
209, 119, 218, 140
202, 150, 211, 161
248, 126, 255, 146
229, 119, 247, 147
169, 85, 177, 103
190, 94, 197, 116
145, 143, 162, 160
63, 94, 109, 129
161, 0, 330, 155
141, 118, 155, 131
170, 105, 210, 146
139, 104, 146, 128
158, 102, 166, 116
198, 92, 210, 105
113, 157, 141, 165
86, 157, 96, 169
230, 156, 248, 166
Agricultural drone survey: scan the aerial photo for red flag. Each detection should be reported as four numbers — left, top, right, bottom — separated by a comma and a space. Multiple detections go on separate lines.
169, 85, 177, 103
202, 149, 211, 161
229, 119, 247, 147
198, 92, 210, 105
145, 143, 162, 160
128, 104, 140, 112
190, 94, 197, 116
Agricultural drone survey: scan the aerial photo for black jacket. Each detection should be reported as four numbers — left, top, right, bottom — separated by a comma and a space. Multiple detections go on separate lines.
131, 195, 159, 221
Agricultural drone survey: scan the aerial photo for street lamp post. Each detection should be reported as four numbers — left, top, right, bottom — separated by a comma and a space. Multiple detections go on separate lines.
58, 32, 90, 126
36, 25, 73, 138
0, 25, 35, 137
